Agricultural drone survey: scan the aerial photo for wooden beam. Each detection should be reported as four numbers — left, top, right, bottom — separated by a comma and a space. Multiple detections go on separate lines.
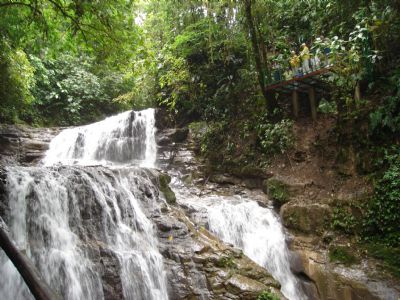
0, 217, 61, 300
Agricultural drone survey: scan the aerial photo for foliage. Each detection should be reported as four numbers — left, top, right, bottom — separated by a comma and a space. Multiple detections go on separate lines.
0, 0, 142, 125
200, 121, 227, 156
363, 147, 400, 247
329, 246, 359, 266
365, 243, 400, 278
265, 179, 289, 207
0, 39, 35, 123
318, 99, 337, 114
29, 54, 129, 125
257, 290, 280, 300
256, 115, 294, 156
369, 69, 400, 137
215, 256, 236, 269
331, 204, 360, 235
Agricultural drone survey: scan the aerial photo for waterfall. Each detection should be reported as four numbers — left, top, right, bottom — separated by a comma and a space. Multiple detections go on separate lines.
1, 107, 307, 300
43, 108, 157, 167
201, 197, 307, 300
173, 187, 307, 300
0, 109, 167, 300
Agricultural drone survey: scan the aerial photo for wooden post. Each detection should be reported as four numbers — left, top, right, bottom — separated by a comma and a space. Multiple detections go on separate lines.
0, 217, 61, 300
292, 89, 299, 118
354, 81, 361, 101
308, 86, 317, 121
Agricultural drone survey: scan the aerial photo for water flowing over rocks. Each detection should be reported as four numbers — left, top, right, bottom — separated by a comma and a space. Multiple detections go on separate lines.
0, 110, 284, 300
0, 109, 398, 300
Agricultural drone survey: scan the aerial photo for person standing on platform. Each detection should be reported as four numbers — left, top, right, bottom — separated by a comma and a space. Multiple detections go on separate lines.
290, 51, 300, 77
300, 43, 311, 73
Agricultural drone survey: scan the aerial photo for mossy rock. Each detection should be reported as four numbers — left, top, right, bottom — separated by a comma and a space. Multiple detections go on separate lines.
230, 165, 272, 179
159, 173, 176, 204
280, 203, 332, 235
263, 179, 290, 207
171, 127, 189, 143
328, 245, 359, 266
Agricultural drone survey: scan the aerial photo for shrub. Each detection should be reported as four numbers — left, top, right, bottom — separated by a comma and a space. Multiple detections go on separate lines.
363, 147, 400, 247
257, 117, 294, 156
257, 290, 280, 300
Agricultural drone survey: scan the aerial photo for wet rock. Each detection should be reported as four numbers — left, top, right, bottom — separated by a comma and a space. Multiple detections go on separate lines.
225, 274, 267, 296
158, 173, 176, 204
99, 247, 124, 300
297, 248, 399, 300
209, 174, 241, 185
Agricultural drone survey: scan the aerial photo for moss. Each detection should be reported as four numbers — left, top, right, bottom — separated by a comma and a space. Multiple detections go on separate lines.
159, 173, 176, 204
365, 243, 400, 278
215, 256, 237, 269
263, 179, 289, 207
328, 246, 359, 266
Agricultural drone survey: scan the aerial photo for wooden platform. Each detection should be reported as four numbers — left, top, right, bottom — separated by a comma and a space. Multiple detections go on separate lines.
266, 67, 332, 120
266, 67, 331, 94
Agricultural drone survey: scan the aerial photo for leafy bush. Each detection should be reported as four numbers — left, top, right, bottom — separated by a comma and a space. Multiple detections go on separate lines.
363, 147, 400, 247
331, 206, 359, 235
0, 39, 35, 123
257, 117, 294, 156
257, 290, 280, 300
318, 98, 337, 114
200, 121, 226, 155
369, 69, 400, 137
30, 54, 128, 126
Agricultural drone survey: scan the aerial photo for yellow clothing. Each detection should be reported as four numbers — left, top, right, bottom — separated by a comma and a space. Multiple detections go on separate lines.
300, 45, 310, 60
290, 55, 300, 68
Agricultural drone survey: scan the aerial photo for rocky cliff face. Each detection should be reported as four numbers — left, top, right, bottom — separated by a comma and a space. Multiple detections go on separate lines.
0, 125, 60, 166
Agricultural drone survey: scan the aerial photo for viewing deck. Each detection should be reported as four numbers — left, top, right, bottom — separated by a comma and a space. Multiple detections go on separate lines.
266, 67, 333, 121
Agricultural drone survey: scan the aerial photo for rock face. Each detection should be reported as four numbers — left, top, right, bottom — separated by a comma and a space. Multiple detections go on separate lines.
294, 245, 399, 300
281, 202, 332, 235
0, 125, 60, 165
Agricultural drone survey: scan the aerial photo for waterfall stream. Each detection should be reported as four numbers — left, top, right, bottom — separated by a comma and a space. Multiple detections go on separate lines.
183, 196, 307, 300
1, 108, 306, 300
170, 175, 308, 300
0, 109, 167, 300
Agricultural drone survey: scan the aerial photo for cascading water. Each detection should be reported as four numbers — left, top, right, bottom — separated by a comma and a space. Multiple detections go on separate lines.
195, 197, 307, 300
43, 108, 157, 167
0, 109, 168, 300
169, 162, 308, 300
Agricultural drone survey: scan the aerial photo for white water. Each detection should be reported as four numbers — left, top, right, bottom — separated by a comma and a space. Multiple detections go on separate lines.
43, 108, 157, 167
200, 197, 306, 300
0, 109, 167, 300
170, 165, 307, 300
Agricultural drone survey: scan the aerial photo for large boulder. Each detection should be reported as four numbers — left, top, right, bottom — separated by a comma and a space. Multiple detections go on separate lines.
280, 202, 332, 235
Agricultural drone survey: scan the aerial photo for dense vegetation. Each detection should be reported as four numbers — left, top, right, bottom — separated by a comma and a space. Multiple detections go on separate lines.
1, 0, 399, 275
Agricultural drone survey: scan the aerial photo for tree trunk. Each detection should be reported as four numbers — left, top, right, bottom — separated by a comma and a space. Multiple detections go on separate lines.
0, 217, 61, 300
243, 0, 275, 112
